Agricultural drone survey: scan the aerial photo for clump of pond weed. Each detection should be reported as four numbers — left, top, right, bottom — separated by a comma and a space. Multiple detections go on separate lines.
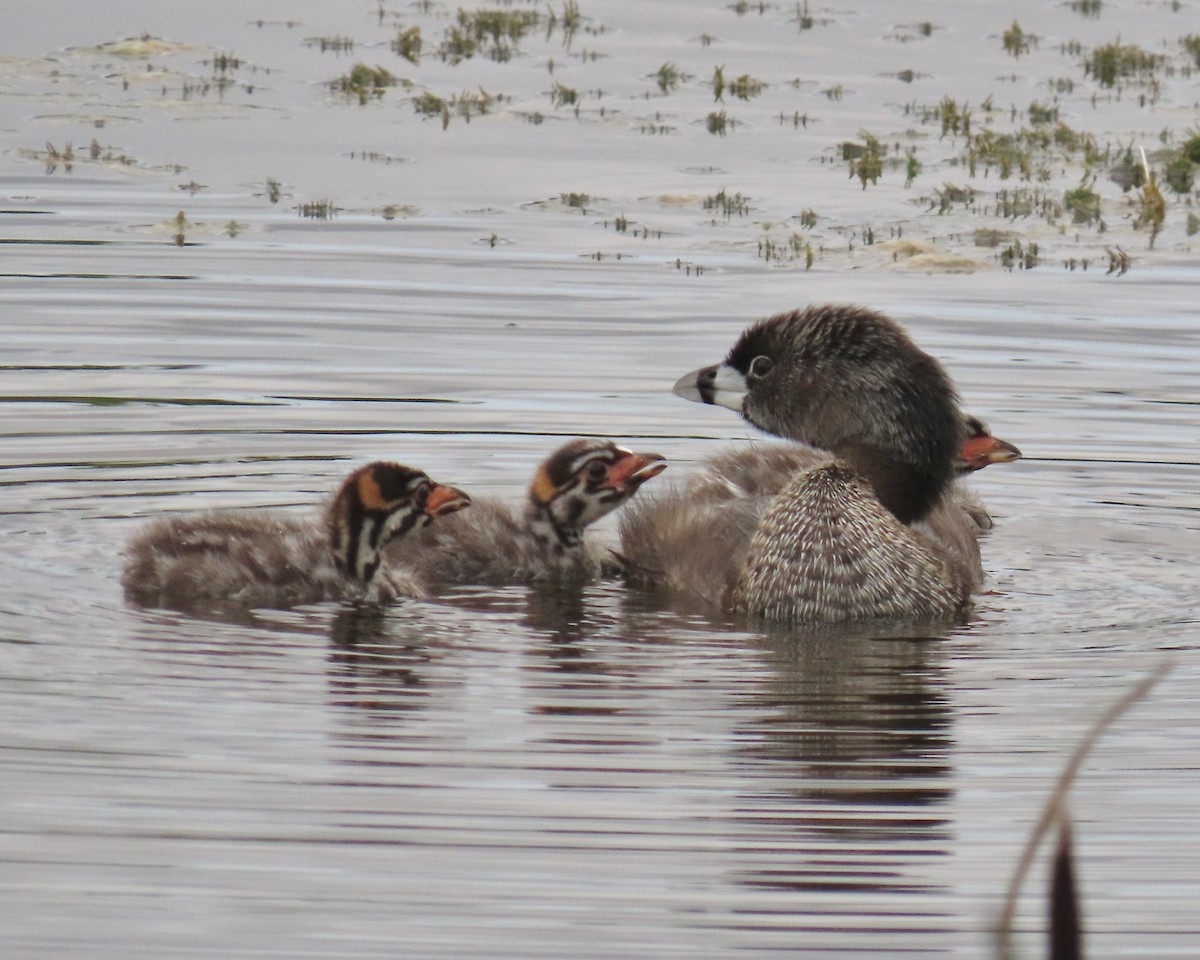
713, 66, 765, 101
298, 200, 338, 220
1108, 143, 1147, 192
1163, 150, 1195, 194
1085, 41, 1163, 89
702, 189, 750, 219
998, 238, 1042, 270
329, 63, 401, 104
1064, 177, 1103, 225
305, 36, 356, 54
706, 110, 735, 135
758, 231, 814, 268
791, 1, 816, 31
1182, 35, 1200, 69
550, 81, 578, 108
413, 88, 498, 128
652, 62, 688, 94
438, 8, 541, 64
991, 186, 1063, 221
729, 1, 771, 16
1105, 245, 1130, 274
842, 132, 883, 188
1002, 21, 1037, 58
927, 183, 977, 214
391, 26, 422, 64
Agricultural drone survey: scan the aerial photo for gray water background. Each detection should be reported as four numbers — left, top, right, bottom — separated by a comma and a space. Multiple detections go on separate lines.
1, 1, 1198, 957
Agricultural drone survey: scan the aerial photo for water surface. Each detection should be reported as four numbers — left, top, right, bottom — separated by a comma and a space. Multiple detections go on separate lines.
2, 2, 1198, 957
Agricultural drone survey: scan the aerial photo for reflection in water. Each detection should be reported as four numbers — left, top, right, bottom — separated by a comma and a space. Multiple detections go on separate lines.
731, 626, 955, 900
326, 604, 435, 717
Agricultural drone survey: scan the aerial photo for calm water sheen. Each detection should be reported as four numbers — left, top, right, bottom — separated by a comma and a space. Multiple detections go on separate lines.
2, 2, 1198, 957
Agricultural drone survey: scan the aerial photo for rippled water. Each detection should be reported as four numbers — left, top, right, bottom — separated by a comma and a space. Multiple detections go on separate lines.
2, 2, 1199, 957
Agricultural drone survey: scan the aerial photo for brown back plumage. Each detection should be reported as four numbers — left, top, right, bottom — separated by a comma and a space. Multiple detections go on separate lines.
401, 439, 666, 586
122, 462, 468, 615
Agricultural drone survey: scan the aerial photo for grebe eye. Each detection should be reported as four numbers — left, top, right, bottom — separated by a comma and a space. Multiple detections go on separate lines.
585, 460, 608, 482
748, 355, 774, 381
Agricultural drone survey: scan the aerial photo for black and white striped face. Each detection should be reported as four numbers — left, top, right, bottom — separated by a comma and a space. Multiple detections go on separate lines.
332, 462, 470, 585
529, 439, 666, 548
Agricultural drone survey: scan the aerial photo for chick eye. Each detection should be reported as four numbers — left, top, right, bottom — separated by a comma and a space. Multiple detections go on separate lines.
412, 480, 430, 506
585, 460, 608, 482
747, 355, 774, 382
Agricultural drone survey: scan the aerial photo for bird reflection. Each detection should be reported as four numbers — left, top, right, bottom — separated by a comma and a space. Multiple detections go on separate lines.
730, 619, 957, 897
325, 603, 439, 720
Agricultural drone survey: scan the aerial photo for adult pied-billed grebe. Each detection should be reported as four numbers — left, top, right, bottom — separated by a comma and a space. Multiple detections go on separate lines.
399, 438, 666, 586
122, 461, 470, 614
622, 304, 1012, 623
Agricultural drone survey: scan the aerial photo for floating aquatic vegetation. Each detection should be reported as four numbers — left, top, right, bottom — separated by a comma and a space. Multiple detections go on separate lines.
329, 63, 401, 104
702, 189, 750, 218
705, 110, 733, 135
1069, 0, 1102, 17
1182, 34, 1200, 69
998, 238, 1041, 270
438, 8, 541, 64
726, 73, 764, 101
1064, 177, 1102, 225
1105, 245, 1131, 273
993, 186, 1062, 221
1163, 151, 1194, 194
842, 132, 883, 189
652, 62, 687, 94
1085, 41, 1163, 88
391, 26, 421, 64
297, 200, 338, 220
550, 81, 578, 108
413, 88, 497, 128
1002, 21, 1037, 58
304, 35, 355, 54
757, 231, 814, 268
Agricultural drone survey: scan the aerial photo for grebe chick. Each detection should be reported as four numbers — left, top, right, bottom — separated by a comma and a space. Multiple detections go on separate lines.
959, 415, 1022, 474
122, 462, 470, 614
625, 304, 987, 623
400, 438, 666, 586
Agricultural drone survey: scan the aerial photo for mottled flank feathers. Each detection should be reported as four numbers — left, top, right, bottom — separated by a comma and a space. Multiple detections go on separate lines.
727, 462, 972, 622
